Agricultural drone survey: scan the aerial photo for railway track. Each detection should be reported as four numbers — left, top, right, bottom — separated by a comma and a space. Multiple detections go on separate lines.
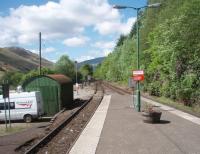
102, 81, 132, 95
23, 81, 130, 154
23, 82, 104, 154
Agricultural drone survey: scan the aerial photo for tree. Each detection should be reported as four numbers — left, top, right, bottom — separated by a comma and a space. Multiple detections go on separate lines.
54, 55, 75, 79
95, 0, 200, 106
79, 64, 93, 80
115, 35, 127, 47
22, 68, 55, 83
1, 71, 23, 88
0, 67, 55, 88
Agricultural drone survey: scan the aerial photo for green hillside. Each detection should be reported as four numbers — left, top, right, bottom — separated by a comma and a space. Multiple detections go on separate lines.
95, 0, 200, 106
78, 57, 105, 69
0, 47, 53, 75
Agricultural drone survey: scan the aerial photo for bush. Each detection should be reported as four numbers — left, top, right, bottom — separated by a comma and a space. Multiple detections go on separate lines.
176, 73, 199, 106
160, 81, 171, 97
176, 88, 194, 106
169, 83, 178, 100
191, 90, 200, 106
148, 81, 161, 96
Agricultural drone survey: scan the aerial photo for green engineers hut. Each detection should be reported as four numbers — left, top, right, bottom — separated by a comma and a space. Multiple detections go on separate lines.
22, 74, 73, 116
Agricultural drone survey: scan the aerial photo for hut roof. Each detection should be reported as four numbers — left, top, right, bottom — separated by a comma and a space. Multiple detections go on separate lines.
22, 74, 72, 88
46, 74, 72, 84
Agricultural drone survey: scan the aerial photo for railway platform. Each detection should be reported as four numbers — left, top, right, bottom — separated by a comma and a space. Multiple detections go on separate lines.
69, 92, 200, 154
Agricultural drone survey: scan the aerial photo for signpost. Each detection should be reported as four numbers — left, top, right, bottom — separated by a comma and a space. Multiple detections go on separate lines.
133, 70, 144, 81
132, 70, 144, 111
128, 77, 136, 88
2, 83, 11, 129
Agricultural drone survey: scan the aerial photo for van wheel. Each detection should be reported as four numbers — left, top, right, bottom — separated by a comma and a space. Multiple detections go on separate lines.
24, 114, 32, 123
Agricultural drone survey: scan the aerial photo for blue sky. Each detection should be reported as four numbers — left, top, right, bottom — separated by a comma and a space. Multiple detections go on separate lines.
0, 0, 147, 62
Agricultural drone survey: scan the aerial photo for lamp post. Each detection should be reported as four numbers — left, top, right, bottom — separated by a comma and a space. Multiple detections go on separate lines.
39, 32, 42, 75
75, 61, 78, 83
113, 3, 161, 112
75, 61, 78, 94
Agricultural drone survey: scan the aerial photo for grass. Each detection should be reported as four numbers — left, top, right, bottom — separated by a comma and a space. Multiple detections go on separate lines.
142, 93, 200, 118
0, 123, 31, 136
105, 80, 200, 117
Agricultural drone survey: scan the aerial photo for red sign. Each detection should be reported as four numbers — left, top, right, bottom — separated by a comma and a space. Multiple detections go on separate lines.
133, 75, 144, 81
133, 70, 144, 81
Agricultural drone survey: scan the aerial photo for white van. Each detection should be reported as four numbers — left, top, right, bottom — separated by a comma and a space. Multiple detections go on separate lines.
0, 91, 43, 123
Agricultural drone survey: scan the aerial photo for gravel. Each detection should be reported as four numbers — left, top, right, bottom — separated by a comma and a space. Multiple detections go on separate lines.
0, 83, 97, 154
37, 83, 103, 154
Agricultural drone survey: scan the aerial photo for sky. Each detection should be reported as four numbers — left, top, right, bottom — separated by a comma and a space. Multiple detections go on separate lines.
0, 0, 147, 63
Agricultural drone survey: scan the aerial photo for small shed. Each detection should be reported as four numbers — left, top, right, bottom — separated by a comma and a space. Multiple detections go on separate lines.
22, 74, 73, 116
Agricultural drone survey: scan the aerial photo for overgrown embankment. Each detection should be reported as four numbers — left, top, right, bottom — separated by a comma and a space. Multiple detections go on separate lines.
94, 0, 200, 108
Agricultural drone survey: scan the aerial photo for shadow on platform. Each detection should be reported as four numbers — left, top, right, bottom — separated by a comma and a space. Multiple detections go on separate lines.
157, 120, 171, 124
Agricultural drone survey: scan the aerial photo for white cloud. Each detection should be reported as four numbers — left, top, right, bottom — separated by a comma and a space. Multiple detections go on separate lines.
27, 47, 55, 54
0, 0, 137, 48
49, 59, 57, 63
28, 49, 38, 54
91, 41, 115, 58
91, 49, 112, 57
93, 41, 115, 49
120, 17, 136, 34
43, 47, 55, 53
103, 49, 112, 56
83, 48, 112, 60
0, 0, 124, 46
0, 0, 137, 63
63, 36, 89, 47
76, 55, 95, 62
95, 17, 136, 35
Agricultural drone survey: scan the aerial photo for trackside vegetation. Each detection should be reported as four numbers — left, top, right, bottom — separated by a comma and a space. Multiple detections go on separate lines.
0, 55, 94, 89
94, 0, 200, 107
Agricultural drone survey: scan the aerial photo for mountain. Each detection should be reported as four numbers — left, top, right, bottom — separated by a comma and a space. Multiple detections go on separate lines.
78, 57, 105, 68
0, 47, 53, 72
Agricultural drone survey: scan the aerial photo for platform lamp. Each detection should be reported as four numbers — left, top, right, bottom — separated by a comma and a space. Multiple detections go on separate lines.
113, 3, 161, 112
74, 61, 78, 94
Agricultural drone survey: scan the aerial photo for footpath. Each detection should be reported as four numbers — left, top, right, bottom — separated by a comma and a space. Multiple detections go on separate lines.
69, 93, 200, 154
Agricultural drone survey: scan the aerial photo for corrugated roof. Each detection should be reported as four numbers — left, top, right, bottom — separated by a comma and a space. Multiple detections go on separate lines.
46, 74, 72, 84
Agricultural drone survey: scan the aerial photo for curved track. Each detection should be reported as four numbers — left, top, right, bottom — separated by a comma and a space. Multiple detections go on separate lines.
24, 81, 132, 154
24, 82, 104, 154
102, 81, 132, 95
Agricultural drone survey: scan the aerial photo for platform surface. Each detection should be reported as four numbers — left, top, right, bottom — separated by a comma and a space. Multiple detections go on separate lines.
69, 93, 200, 154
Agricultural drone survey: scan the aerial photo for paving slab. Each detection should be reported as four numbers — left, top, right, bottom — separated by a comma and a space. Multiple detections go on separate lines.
69, 95, 111, 154
96, 94, 200, 154
142, 97, 200, 125
69, 91, 200, 154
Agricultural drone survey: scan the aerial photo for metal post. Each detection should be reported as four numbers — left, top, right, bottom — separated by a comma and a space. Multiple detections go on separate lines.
113, 3, 161, 112
39, 32, 42, 75
8, 97, 11, 128
4, 98, 7, 129
76, 62, 78, 84
75, 61, 78, 94
136, 8, 141, 112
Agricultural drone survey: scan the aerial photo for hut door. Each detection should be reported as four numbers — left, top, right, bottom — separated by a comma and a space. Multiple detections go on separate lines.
40, 86, 59, 116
